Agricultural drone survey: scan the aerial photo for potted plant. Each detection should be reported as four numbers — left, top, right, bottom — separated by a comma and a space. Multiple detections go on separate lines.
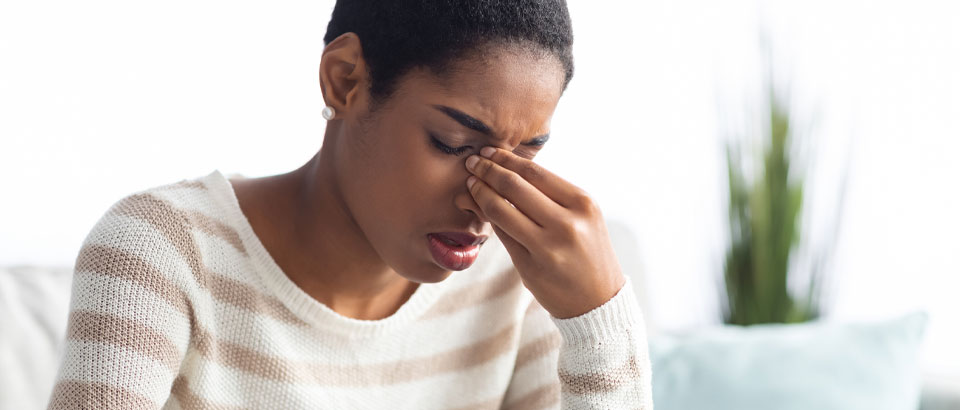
720, 37, 843, 325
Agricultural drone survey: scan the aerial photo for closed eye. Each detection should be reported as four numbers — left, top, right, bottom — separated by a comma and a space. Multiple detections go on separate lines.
429, 134, 472, 156
522, 135, 549, 147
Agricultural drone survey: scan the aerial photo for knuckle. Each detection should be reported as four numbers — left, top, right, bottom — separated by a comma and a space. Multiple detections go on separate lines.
519, 161, 544, 182
499, 173, 524, 197
485, 201, 507, 220
556, 220, 578, 239
557, 217, 591, 240
469, 178, 484, 198
474, 157, 493, 176
544, 249, 572, 272
582, 198, 601, 217
571, 218, 592, 237
570, 190, 595, 211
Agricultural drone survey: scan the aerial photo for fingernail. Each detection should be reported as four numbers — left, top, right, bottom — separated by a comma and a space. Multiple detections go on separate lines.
465, 155, 479, 170
480, 146, 496, 158
467, 176, 477, 189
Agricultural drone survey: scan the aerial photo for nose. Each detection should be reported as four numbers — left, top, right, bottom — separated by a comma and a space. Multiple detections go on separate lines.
454, 189, 490, 225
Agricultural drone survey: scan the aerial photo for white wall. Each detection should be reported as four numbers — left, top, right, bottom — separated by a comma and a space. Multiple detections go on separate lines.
2, 0, 958, 377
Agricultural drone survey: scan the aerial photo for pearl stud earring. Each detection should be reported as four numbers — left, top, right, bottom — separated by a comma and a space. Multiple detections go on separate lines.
322, 105, 336, 120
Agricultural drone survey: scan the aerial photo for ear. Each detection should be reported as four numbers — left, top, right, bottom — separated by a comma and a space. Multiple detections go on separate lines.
318, 33, 368, 118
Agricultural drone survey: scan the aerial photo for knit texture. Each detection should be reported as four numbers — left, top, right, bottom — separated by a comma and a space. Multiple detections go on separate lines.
47, 170, 654, 409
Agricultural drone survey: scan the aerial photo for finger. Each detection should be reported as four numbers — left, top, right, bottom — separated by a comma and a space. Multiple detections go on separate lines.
490, 224, 530, 259
480, 146, 590, 210
465, 154, 563, 226
467, 176, 540, 248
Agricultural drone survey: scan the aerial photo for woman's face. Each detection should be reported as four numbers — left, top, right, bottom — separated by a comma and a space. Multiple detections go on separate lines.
331, 47, 566, 284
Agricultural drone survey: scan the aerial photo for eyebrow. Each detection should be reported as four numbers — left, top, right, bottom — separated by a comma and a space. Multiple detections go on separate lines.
433, 104, 550, 146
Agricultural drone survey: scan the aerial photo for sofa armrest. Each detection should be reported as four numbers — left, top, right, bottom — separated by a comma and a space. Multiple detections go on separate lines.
0, 265, 74, 410
921, 374, 960, 410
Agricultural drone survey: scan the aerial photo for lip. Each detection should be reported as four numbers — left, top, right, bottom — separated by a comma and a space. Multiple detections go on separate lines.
431, 232, 488, 247
426, 232, 488, 271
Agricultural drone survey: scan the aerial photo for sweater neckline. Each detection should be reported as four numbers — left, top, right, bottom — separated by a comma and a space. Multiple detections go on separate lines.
201, 169, 453, 339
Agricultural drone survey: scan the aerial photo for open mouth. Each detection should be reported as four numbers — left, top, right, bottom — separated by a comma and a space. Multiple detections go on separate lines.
429, 232, 486, 247
438, 236, 463, 247
425, 232, 487, 271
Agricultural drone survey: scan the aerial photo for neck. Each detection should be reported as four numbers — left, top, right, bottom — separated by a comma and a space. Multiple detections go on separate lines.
266, 133, 417, 320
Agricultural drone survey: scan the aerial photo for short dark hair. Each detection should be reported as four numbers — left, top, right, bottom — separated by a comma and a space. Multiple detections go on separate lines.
323, 0, 574, 104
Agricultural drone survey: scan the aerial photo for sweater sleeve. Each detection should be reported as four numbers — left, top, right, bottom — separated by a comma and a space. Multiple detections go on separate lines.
499, 275, 654, 410
47, 194, 193, 409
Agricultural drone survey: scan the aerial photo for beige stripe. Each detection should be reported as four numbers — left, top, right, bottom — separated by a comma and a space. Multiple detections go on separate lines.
447, 396, 503, 410
75, 244, 190, 315
189, 320, 519, 386
111, 193, 305, 326
154, 179, 209, 192
558, 356, 640, 394
183, 209, 247, 256
170, 376, 245, 410
66, 311, 182, 373
515, 331, 562, 369
146, 179, 245, 255
423, 267, 523, 319
111, 193, 208, 286
525, 299, 544, 317
502, 382, 561, 410
208, 273, 305, 326
48, 380, 159, 409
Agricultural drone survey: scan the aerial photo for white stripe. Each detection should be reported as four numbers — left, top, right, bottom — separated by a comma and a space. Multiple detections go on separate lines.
56, 339, 175, 406
189, 226, 261, 288
195, 299, 522, 366
83, 212, 196, 281
160, 395, 184, 410
70, 270, 191, 348
84, 211, 537, 365
502, 350, 560, 403
517, 302, 564, 344
561, 384, 649, 409
177, 347, 516, 410
190, 276, 528, 365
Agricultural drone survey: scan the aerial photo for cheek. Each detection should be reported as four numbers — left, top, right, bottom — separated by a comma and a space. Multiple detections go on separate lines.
385, 148, 464, 201
348, 132, 460, 211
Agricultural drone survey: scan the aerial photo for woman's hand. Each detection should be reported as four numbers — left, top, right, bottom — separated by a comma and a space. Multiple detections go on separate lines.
465, 146, 627, 319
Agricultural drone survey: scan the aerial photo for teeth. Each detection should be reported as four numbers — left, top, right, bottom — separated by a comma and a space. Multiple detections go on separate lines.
441, 237, 461, 246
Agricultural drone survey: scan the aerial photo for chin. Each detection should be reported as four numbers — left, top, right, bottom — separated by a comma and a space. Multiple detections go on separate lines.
400, 261, 455, 284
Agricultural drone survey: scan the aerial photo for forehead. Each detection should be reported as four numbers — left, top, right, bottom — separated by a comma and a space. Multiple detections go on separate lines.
397, 48, 566, 144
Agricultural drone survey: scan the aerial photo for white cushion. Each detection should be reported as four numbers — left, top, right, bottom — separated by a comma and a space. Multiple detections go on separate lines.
0, 265, 74, 410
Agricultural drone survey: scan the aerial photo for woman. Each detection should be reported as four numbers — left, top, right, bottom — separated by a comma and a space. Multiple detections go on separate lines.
49, 0, 653, 408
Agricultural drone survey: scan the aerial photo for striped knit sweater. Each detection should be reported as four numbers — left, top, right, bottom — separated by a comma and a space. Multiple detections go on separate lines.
47, 170, 654, 409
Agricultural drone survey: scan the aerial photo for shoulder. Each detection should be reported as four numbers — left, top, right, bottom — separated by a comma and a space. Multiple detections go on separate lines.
77, 171, 237, 286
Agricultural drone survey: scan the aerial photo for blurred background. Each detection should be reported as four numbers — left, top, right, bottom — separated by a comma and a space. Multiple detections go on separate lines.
1, 0, 957, 408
